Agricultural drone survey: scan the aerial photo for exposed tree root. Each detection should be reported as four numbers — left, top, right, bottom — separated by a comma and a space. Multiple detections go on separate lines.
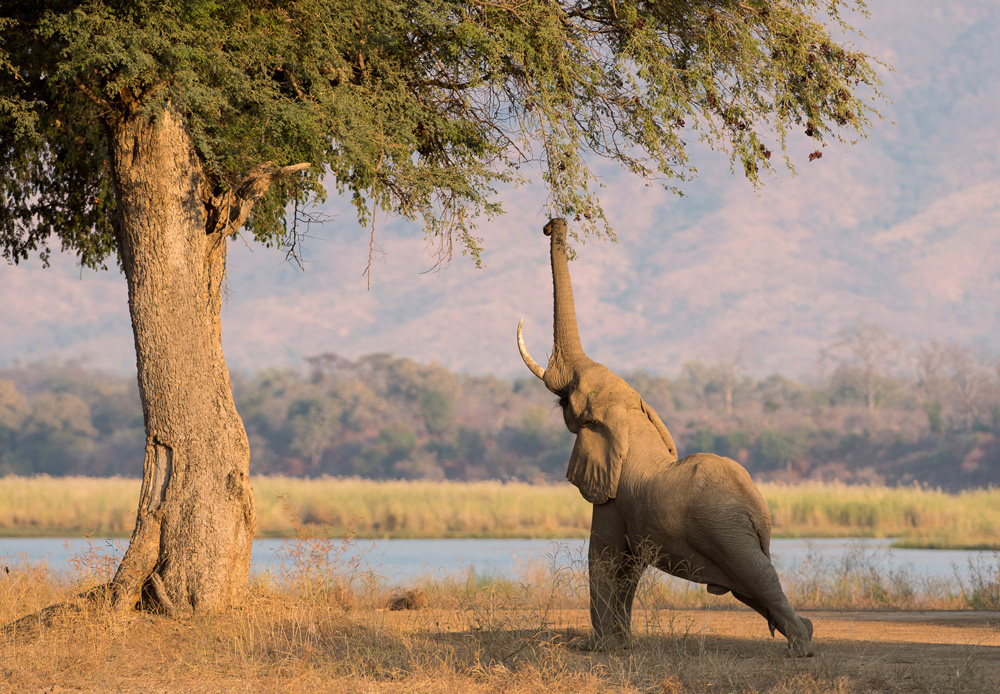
2, 601, 84, 640
3, 515, 170, 640
148, 572, 177, 618
108, 502, 163, 613
1, 583, 111, 641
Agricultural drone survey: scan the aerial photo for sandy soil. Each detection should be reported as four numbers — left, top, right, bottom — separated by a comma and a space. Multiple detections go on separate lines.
678, 609, 1000, 679
3, 605, 998, 692
385, 607, 1000, 691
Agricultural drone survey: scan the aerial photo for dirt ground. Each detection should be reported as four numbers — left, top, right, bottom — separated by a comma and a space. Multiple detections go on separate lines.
664, 608, 1000, 687
2, 606, 998, 693
384, 607, 1000, 692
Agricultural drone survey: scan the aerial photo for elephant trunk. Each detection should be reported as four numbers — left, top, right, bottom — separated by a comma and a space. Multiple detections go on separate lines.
517, 219, 593, 392
543, 218, 592, 393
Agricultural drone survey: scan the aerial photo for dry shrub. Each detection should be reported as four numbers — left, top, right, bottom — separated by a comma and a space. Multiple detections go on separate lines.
387, 588, 428, 610
955, 552, 1000, 609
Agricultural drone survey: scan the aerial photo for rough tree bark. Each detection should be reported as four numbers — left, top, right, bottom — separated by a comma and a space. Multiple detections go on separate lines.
105, 106, 306, 614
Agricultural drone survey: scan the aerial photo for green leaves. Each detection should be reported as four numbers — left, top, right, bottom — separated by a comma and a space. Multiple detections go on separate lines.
1, 1, 882, 268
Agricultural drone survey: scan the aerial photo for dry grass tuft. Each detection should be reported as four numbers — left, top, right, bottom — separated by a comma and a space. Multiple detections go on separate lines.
387, 588, 429, 611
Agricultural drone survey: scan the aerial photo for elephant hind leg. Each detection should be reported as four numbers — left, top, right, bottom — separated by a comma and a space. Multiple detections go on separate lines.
731, 590, 778, 636
731, 588, 813, 657
715, 547, 814, 657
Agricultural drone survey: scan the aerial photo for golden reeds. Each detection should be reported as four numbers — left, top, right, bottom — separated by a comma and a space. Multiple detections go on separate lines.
1, 476, 998, 549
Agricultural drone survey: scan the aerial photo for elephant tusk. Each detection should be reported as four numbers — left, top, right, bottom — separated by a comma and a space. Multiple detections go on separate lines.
517, 320, 545, 379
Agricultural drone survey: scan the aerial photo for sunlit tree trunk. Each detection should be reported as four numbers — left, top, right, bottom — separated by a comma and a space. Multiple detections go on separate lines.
107, 108, 256, 614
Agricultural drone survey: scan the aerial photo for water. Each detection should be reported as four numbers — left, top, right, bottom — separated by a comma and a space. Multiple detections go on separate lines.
1, 536, 996, 586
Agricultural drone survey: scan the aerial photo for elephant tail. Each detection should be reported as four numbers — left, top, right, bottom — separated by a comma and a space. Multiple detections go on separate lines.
750, 512, 772, 560
747, 487, 774, 560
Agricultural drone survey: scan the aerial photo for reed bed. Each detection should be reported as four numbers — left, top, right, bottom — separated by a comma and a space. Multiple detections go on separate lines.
763, 482, 1000, 549
0, 475, 137, 536
1, 476, 998, 549
254, 476, 591, 538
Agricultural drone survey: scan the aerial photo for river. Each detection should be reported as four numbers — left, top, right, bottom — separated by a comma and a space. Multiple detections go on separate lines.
1, 537, 996, 588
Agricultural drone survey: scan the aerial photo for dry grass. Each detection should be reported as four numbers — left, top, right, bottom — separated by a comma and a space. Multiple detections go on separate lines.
764, 481, 1000, 549
3, 532, 1000, 693
253, 477, 591, 538
3, 476, 1000, 549
0, 475, 137, 536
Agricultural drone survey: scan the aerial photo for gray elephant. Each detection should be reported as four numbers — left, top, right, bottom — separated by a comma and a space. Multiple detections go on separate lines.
517, 218, 814, 657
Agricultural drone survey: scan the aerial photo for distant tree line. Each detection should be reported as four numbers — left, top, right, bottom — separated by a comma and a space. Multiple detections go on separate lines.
2, 325, 998, 490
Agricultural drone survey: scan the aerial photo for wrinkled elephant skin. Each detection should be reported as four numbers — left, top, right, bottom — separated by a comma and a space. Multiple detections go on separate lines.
517, 218, 814, 657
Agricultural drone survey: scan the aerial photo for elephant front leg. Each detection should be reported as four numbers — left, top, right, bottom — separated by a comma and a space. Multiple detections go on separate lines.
585, 504, 640, 651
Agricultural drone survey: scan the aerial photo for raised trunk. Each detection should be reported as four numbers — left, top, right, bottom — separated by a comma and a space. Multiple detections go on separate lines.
107, 108, 255, 614
543, 218, 591, 392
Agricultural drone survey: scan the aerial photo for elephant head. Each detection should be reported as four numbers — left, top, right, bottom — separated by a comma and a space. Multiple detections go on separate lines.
518, 218, 678, 504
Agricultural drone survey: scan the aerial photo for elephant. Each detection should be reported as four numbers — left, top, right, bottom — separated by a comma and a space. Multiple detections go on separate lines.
517, 218, 814, 657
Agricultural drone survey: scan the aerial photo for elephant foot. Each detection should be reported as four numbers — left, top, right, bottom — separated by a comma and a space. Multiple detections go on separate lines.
787, 617, 814, 658
572, 632, 632, 652
788, 640, 815, 658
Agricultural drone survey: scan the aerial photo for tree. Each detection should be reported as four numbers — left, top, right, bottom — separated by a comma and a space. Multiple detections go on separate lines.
710, 343, 750, 416
1, 1, 881, 614
0, 379, 29, 431
915, 341, 948, 433
420, 389, 454, 435
823, 322, 901, 412
284, 397, 343, 473
913, 341, 993, 433
0, 379, 30, 475
939, 344, 990, 432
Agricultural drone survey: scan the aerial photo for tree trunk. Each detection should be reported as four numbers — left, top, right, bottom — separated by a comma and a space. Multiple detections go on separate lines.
107, 108, 256, 614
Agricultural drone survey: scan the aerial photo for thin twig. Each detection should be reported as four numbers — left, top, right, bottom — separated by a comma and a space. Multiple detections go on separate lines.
362, 152, 387, 289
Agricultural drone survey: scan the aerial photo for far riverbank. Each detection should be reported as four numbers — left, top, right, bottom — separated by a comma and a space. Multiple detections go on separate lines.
1, 476, 998, 549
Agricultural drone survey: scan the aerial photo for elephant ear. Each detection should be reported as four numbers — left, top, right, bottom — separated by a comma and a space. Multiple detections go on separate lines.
640, 397, 678, 461
566, 404, 628, 504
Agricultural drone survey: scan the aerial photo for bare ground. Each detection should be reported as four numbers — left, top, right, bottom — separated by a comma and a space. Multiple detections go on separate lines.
1, 604, 998, 693
646, 609, 1000, 691
387, 607, 1000, 691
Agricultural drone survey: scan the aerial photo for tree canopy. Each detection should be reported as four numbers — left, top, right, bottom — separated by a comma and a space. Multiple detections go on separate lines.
2, 0, 881, 268
0, 0, 884, 615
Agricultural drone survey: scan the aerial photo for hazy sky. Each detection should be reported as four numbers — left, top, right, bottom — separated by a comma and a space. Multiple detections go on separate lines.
2, 0, 998, 379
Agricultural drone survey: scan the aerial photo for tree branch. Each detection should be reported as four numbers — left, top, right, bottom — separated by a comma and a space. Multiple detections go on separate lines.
73, 77, 112, 113
209, 162, 312, 237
